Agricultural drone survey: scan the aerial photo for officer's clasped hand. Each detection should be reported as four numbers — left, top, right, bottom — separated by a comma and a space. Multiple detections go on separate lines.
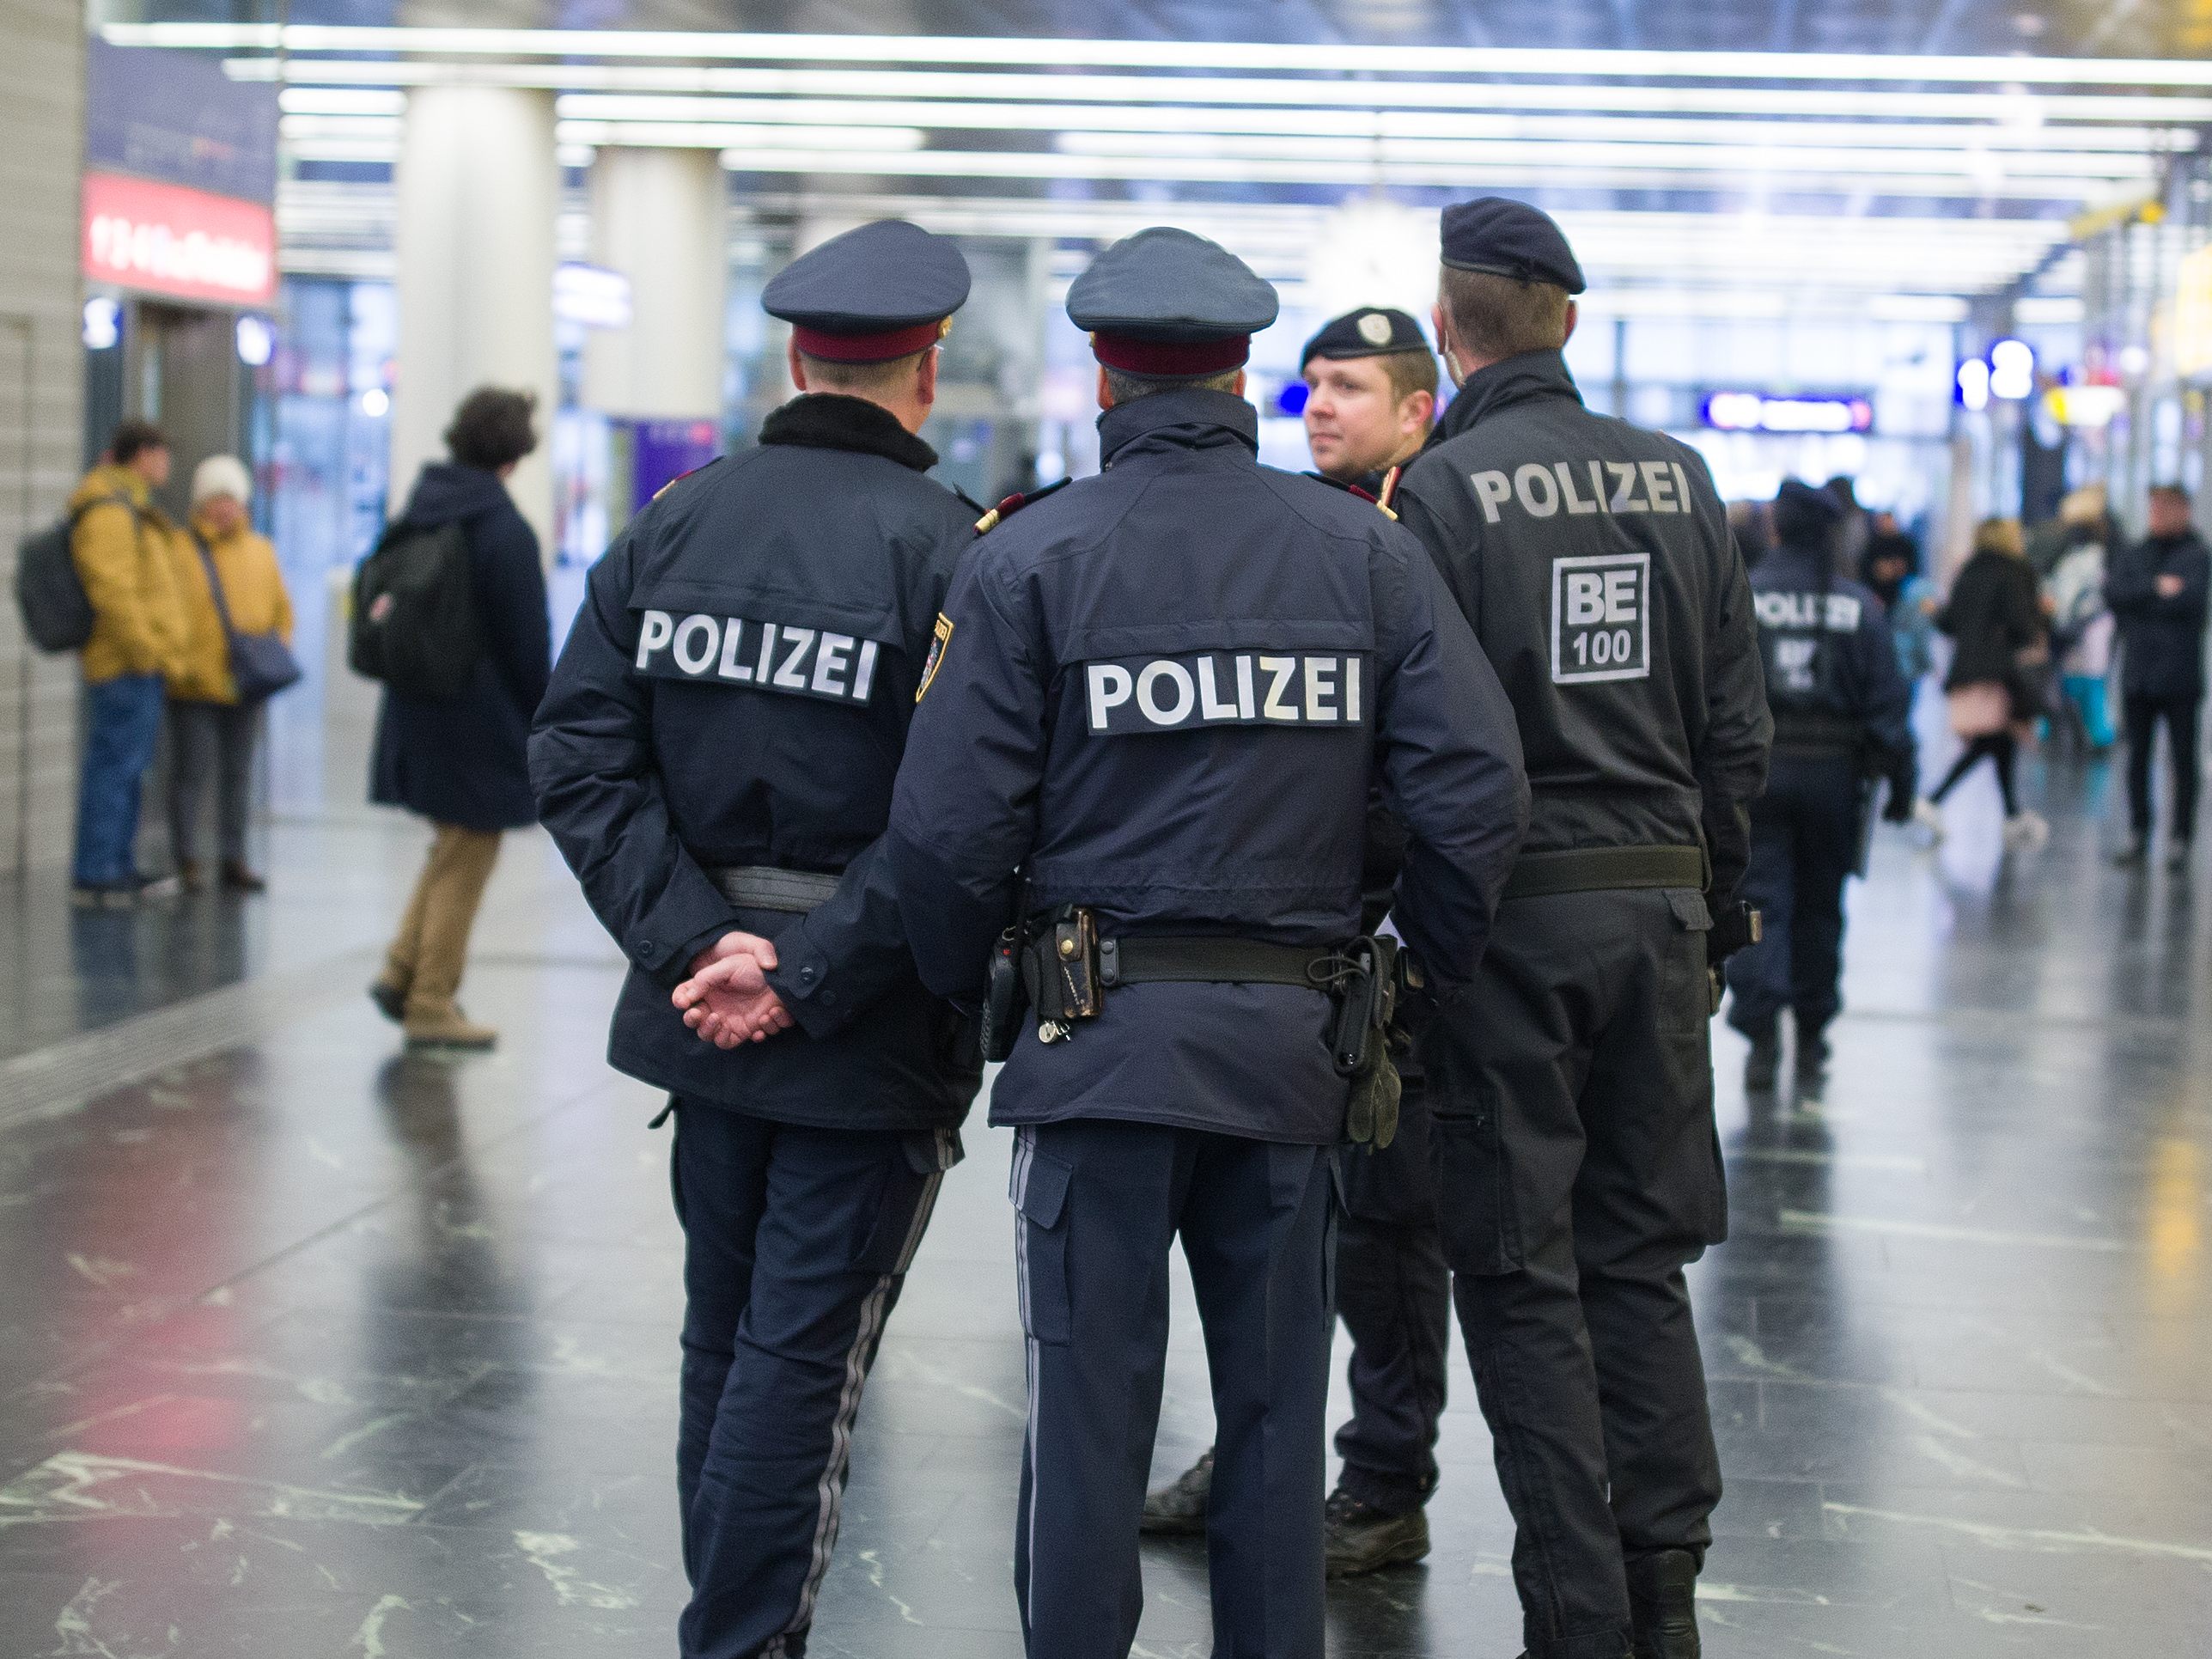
672, 931, 795, 1048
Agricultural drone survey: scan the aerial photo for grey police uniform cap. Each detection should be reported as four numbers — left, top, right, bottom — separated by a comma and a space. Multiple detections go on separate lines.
1069, 227, 1279, 374
1439, 198, 1587, 295
763, 219, 972, 362
1301, 307, 1431, 369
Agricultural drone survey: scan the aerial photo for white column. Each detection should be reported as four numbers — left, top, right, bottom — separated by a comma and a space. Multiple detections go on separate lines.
390, 85, 560, 550
582, 147, 728, 420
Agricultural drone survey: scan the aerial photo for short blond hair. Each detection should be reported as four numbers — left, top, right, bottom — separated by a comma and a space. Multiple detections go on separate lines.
797, 346, 931, 395
1438, 267, 1572, 362
1973, 516, 2025, 559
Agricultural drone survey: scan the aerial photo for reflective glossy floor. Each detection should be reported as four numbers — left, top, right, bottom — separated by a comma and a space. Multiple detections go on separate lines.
3, 700, 2209, 1657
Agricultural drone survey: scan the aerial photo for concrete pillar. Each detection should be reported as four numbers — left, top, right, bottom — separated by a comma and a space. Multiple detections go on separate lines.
582, 147, 728, 420
390, 85, 559, 551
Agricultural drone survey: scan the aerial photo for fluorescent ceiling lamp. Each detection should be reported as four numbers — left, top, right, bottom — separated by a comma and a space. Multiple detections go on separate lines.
550, 95, 2195, 153
704, 144, 2120, 200
235, 58, 2212, 126
278, 87, 406, 114
2014, 296, 2087, 323
103, 22, 2212, 88
1865, 294, 1972, 321
562, 121, 923, 150
1054, 130, 2156, 180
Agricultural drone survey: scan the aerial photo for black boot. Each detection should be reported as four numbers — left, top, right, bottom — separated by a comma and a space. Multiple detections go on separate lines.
1322, 1487, 1429, 1577
1626, 1549, 1701, 1659
1743, 1030, 1779, 1093
1139, 1448, 1212, 1535
1795, 1024, 1831, 1084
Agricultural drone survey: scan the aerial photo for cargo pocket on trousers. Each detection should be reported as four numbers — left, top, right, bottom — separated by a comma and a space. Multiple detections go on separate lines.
1010, 1132, 1073, 1345
1429, 1107, 1520, 1276
1658, 889, 1714, 1037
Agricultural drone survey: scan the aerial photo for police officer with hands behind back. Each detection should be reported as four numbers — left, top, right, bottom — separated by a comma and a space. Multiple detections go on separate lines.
529, 219, 984, 1659
1143, 303, 1458, 1578
1728, 479, 1915, 1093
1392, 198, 1772, 1659
881, 225, 1530, 1659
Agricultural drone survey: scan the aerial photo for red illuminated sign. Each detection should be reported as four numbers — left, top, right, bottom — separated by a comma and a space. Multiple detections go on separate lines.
82, 170, 275, 306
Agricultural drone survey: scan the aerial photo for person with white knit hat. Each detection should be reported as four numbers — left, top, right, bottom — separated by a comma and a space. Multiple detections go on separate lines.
164, 454, 294, 892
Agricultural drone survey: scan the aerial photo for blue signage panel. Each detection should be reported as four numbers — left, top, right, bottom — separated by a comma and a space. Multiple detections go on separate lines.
85, 40, 280, 205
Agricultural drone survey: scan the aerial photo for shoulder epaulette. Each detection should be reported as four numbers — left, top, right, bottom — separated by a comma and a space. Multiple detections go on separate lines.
649, 455, 725, 505
975, 476, 1072, 534
1301, 471, 1398, 521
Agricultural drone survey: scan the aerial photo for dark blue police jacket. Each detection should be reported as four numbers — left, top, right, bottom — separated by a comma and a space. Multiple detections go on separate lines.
884, 387, 1529, 1144
1751, 539, 1916, 765
531, 394, 985, 1131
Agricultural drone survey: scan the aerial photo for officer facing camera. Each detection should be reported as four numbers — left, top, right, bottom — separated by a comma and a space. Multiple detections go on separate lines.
883, 225, 1529, 1659
1143, 303, 1456, 1578
1728, 479, 1916, 1093
530, 219, 984, 1659
1393, 197, 1772, 1659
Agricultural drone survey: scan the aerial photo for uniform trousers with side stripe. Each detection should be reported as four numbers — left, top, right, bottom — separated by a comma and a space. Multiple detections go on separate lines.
670, 1101, 955, 1659
1010, 1119, 1336, 1659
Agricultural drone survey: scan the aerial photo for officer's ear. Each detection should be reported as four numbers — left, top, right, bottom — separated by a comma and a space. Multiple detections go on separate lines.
1400, 387, 1435, 437
914, 345, 941, 413
1229, 369, 1247, 400
1096, 366, 1116, 411
1561, 300, 1579, 348
785, 337, 809, 394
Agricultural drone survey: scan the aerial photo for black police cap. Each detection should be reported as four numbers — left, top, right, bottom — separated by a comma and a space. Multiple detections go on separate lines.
1068, 227, 1279, 375
1773, 478, 1845, 546
1301, 307, 1430, 369
1439, 198, 1586, 295
762, 220, 971, 363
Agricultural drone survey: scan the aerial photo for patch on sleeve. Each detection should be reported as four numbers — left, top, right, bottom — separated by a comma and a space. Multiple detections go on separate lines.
916, 613, 954, 703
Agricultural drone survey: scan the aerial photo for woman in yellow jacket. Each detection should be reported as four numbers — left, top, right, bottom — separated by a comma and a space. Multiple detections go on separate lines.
166, 455, 294, 892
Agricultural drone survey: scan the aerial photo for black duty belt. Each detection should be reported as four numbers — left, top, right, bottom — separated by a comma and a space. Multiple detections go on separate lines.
1772, 712, 1866, 756
1094, 936, 1339, 989
1502, 845, 1706, 903
704, 864, 839, 913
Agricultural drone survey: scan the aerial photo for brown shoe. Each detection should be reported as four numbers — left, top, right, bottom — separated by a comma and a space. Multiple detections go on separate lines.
220, 861, 266, 894
403, 1003, 498, 1051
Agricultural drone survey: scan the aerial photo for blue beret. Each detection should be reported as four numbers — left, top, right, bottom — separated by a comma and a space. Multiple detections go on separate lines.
1301, 307, 1430, 368
763, 220, 971, 362
1439, 198, 1586, 295
1069, 227, 1279, 375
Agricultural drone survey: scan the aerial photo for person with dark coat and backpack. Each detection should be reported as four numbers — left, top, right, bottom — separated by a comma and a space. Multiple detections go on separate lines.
366, 388, 551, 1049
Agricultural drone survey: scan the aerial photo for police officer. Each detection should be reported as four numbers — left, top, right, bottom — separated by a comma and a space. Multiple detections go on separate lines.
1142, 303, 1454, 1577
528, 220, 984, 1659
1728, 480, 1916, 1091
1392, 198, 1772, 1659
1301, 305, 1438, 497
881, 226, 1530, 1659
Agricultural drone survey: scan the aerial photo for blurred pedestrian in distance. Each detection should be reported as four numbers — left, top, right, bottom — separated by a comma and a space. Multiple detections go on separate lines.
165, 455, 293, 893
2027, 481, 2118, 580
369, 388, 551, 1049
1824, 474, 1869, 576
1914, 516, 2050, 851
1863, 511, 1936, 684
2108, 484, 2210, 869
69, 418, 186, 908
1728, 498, 1772, 568
2042, 490, 2117, 754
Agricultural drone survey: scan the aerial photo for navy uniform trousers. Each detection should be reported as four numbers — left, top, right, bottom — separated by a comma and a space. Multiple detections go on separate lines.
1424, 888, 1726, 1659
671, 1101, 955, 1659
1010, 1119, 1335, 1659
1332, 1080, 1451, 1515
1724, 753, 1862, 1043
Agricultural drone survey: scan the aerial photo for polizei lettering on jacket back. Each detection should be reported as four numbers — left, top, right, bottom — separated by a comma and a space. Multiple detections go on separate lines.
632, 609, 881, 706
1468, 459, 1697, 523
1084, 650, 1367, 735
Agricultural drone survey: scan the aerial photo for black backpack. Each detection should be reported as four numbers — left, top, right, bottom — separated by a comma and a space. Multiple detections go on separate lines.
349, 520, 482, 700
14, 495, 124, 653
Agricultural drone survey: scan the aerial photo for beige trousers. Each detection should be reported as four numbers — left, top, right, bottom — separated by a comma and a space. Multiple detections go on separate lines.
382, 823, 503, 1019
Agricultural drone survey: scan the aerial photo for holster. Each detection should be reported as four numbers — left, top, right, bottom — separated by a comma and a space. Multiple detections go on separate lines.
979, 924, 1029, 1064
1336, 936, 1405, 1151
1018, 906, 1103, 1042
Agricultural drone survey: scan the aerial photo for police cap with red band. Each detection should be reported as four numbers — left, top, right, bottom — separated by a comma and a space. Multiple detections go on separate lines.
763, 219, 972, 363
1068, 226, 1279, 377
